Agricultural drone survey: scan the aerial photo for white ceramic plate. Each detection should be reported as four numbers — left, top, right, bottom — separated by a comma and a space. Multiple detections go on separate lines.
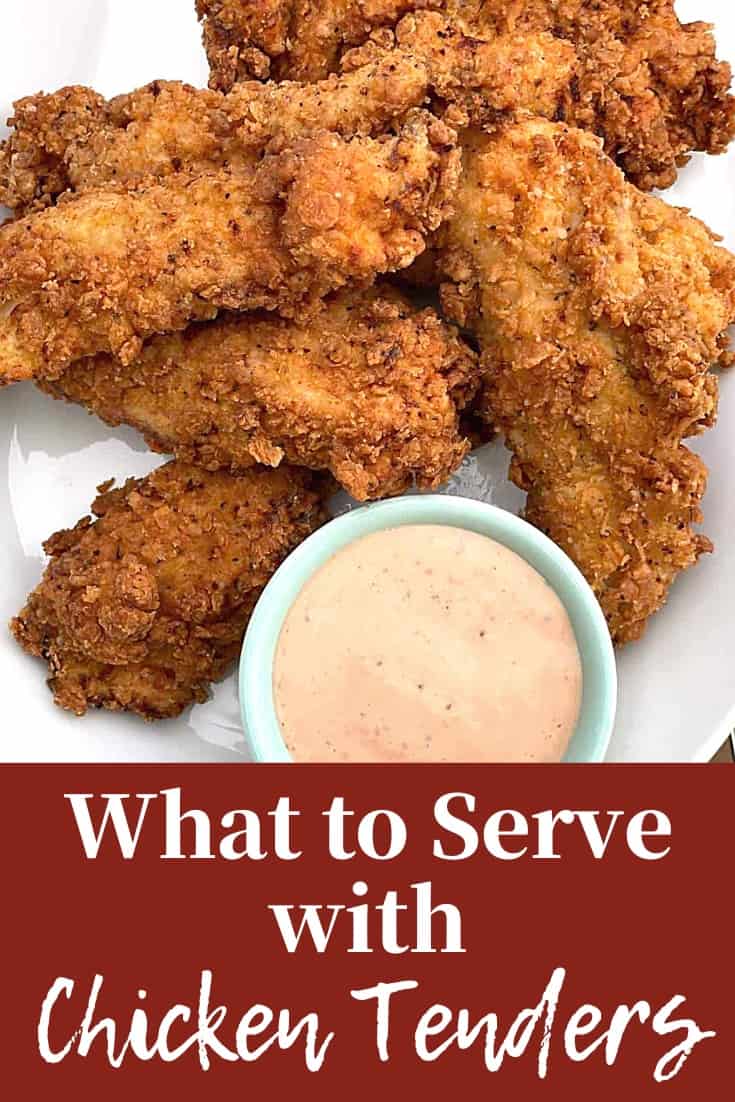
1, 0, 733, 762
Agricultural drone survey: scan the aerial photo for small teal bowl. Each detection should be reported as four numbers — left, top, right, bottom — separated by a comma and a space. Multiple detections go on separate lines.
239, 495, 617, 763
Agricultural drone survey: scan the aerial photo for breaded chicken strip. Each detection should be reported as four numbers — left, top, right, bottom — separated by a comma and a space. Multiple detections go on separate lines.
438, 120, 735, 644
0, 111, 459, 386
196, 0, 422, 85
434, 1, 735, 188
198, 2, 735, 189
11, 462, 328, 719
550, 0, 735, 189
0, 56, 430, 216
0, 25, 574, 218
40, 288, 477, 501
342, 13, 576, 129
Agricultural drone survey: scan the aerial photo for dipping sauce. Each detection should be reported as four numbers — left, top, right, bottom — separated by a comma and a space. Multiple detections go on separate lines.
273, 525, 583, 762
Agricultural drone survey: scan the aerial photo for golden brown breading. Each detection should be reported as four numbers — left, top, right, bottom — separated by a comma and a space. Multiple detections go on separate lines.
0, 24, 575, 219
40, 287, 478, 501
552, 0, 735, 190
0, 58, 430, 216
450, 2, 735, 189
0, 111, 459, 386
437, 120, 735, 645
198, 1, 735, 189
194, 2, 577, 118
342, 13, 576, 129
11, 462, 328, 719
196, 0, 422, 86
0, 82, 243, 217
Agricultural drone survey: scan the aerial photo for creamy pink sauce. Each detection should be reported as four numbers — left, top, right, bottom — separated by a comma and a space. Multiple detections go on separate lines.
273, 525, 583, 763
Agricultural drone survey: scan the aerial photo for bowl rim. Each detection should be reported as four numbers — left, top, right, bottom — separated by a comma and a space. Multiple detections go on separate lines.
239, 495, 618, 763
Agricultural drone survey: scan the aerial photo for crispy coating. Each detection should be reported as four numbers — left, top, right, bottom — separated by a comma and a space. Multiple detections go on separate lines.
196, 0, 424, 86
438, 120, 735, 644
452, 2, 735, 189
0, 58, 431, 216
342, 13, 576, 128
40, 287, 478, 501
0, 111, 459, 386
438, 1, 735, 188
553, 0, 735, 190
0, 22, 575, 219
194, 3, 577, 120
197, 1, 735, 189
11, 462, 328, 719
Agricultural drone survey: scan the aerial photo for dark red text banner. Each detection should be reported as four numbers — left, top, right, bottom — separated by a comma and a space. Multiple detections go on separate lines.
0, 765, 731, 1098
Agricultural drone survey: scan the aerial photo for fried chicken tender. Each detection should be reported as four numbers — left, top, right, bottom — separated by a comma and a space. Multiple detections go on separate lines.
194, 2, 576, 118
196, 0, 423, 85
198, 2, 735, 189
546, 0, 735, 190
342, 13, 576, 129
0, 57, 430, 216
0, 23, 574, 218
11, 462, 328, 719
437, 119, 735, 644
40, 288, 477, 501
0, 111, 459, 386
